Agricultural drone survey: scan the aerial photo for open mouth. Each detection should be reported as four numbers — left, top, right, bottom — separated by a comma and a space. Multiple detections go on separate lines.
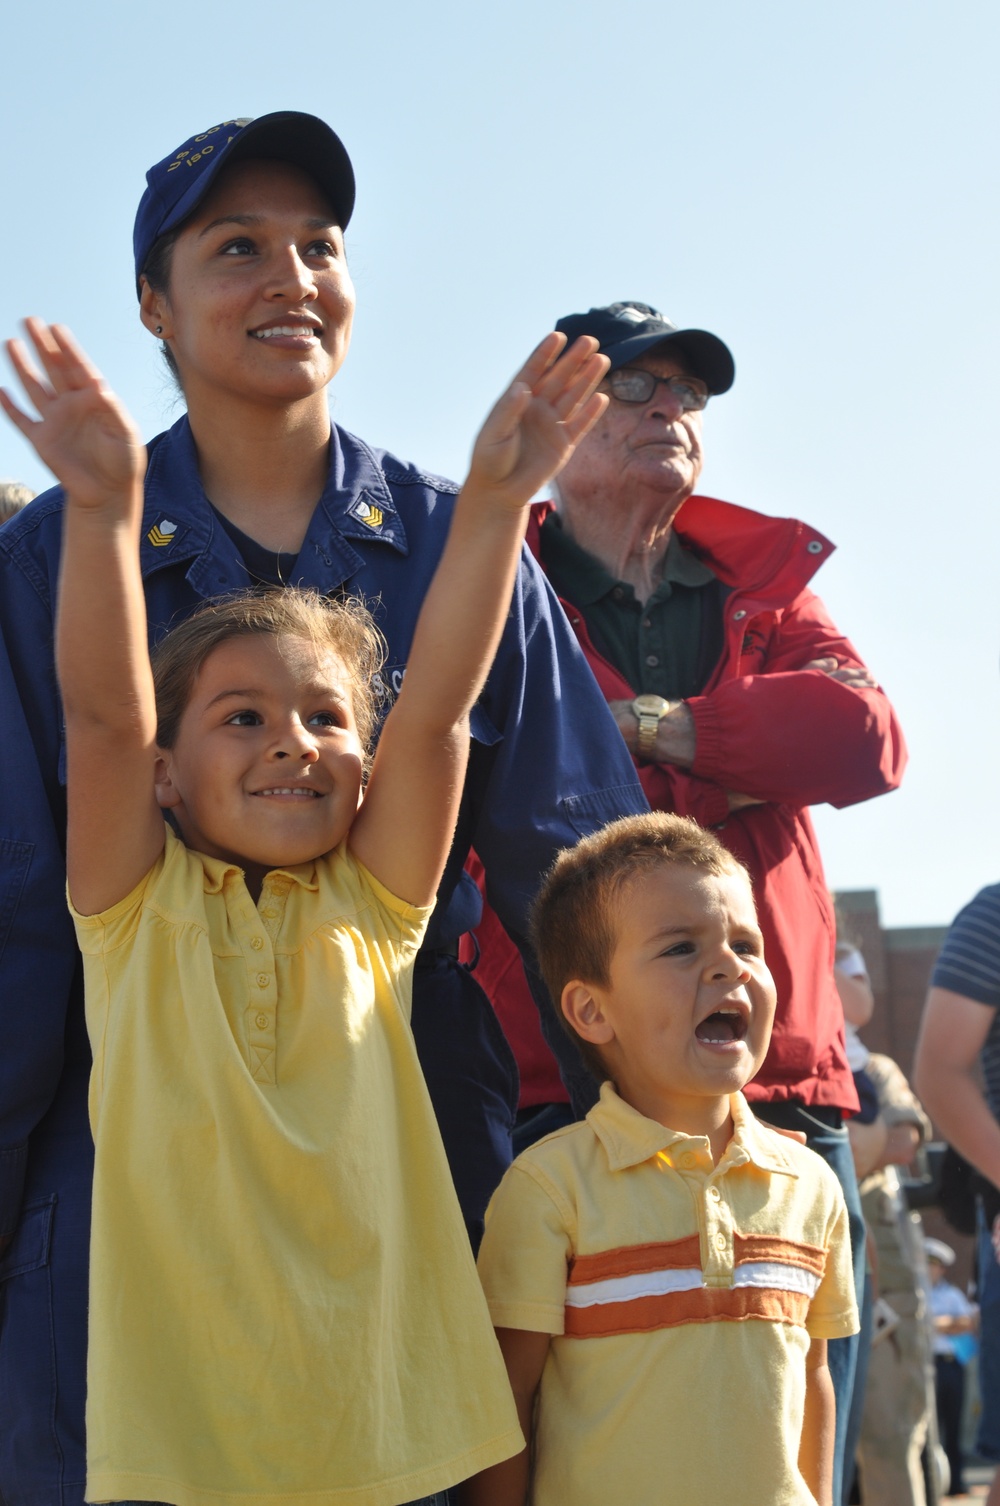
694, 1007, 748, 1045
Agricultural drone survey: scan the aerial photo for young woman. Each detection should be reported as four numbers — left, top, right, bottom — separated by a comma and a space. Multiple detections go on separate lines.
0, 113, 644, 1503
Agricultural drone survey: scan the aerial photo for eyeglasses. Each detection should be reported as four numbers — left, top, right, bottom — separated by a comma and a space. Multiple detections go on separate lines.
606, 368, 709, 412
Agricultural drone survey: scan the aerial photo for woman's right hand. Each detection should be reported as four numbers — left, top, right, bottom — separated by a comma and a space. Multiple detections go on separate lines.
0, 319, 145, 509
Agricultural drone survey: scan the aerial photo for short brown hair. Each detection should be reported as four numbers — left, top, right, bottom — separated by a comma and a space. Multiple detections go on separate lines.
530, 813, 748, 1080
152, 588, 385, 762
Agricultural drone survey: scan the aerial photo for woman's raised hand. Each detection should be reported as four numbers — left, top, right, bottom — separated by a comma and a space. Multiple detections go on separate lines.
0, 320, 145, 509
467, 334, 609, 510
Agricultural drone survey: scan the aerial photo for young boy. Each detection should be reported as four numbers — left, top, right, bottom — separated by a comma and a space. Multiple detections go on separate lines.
0, 320, 608, 1506
466, 813, 859, 1506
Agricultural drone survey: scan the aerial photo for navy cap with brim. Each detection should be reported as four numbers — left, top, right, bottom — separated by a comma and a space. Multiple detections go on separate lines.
133, 112, 355, 295
555, 302, 735, 395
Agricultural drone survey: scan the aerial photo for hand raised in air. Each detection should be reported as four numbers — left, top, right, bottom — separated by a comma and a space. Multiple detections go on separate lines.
466, 333, 609, 512
1, 319, 145, 509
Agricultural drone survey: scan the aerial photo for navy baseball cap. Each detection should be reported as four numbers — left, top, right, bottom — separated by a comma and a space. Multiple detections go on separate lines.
133, 112, 355, 295
555, 301, 735, 395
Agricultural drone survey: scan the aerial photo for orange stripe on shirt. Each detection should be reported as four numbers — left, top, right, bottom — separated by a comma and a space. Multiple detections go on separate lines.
735, 1232, 827, 1276
568, 1236, 702, 1286
564, 1284, 812, 1338
568, 1231, 825, 1287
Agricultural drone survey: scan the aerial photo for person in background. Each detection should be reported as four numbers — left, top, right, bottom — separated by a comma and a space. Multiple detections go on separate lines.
466, 298, 907, 1503
0, 116, 646, 1506
926, 1238, 978, 1499
0, 479, 34, 525
838, 941, 935, 1505
915, 888, 1000, 1506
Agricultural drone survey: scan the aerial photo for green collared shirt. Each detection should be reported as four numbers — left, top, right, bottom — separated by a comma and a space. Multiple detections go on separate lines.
540, 514, 725, 698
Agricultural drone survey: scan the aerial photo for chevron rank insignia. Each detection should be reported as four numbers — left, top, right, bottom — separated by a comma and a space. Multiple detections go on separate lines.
348, 499, 384, 530
147, 519, 178, 547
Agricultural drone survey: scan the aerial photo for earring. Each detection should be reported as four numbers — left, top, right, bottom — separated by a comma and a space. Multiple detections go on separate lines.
155, 325, 163, 336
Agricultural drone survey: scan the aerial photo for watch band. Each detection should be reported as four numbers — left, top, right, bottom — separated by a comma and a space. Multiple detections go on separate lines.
632, 695, 671, 761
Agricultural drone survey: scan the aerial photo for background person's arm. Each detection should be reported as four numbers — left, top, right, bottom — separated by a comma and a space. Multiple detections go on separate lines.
670, 591, 904, 807
914, 986, 1000, 1192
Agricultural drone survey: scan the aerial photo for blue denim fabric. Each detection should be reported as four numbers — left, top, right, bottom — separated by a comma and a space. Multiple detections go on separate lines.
753, 1104, 866, 1506
976, 1205, 1000, 1462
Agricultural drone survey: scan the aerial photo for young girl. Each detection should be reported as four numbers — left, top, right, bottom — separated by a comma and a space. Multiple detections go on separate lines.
0, 319, 608, 1506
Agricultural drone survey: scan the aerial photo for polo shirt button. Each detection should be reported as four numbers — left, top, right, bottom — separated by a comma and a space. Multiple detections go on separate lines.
257, 973, 270, 988
262, 907, 278, 919
715, 1232, 727, 1250
255, 1012, 269, 1029
680, 1152, 696, 1168
250, 936, 264, 951
733, 609, 747, 621
708, 1186, 721, 1201
645, 654, 659, 667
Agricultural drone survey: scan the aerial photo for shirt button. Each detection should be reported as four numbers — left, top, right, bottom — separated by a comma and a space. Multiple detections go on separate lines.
250, 936, 264, 951
645, 654, 659, 668
613, 586, 625, 600
261, 907, 278, 920
715, 1232, 727, 1251
256, 973, 270, 988
680, 1152, 696, 1169
733, 609, 747, 621
807, 539, 823, 554
708, 1186, 721, 1201
255, 1012, 269, 1030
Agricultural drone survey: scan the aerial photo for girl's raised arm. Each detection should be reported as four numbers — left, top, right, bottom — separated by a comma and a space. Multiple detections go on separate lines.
1, 321, 165, 914
350, 333, 608, 905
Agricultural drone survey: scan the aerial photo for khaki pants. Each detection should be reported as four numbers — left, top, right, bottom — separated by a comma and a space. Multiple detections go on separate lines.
858, 1294, 932, 1506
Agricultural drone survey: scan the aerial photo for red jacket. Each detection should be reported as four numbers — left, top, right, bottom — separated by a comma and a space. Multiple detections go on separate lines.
469, 496, 907, 1111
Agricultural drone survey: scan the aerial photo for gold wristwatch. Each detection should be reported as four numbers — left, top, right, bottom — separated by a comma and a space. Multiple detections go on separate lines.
631, 694, 672, 761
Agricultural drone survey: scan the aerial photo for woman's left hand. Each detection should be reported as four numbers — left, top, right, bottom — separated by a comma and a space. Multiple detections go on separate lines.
467, 334, 608, 510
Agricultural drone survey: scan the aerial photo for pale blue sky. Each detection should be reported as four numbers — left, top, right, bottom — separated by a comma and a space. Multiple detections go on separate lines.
2, 0, 997, 927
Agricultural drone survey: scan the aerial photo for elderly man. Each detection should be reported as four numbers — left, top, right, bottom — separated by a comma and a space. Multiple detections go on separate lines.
469, 301, 907, 1504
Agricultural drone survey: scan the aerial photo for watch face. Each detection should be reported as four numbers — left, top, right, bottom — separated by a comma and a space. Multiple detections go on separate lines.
633, 695, 667, 717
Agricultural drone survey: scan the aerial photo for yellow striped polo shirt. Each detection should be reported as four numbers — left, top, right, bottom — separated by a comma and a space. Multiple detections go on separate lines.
478, 1084, 858, 1506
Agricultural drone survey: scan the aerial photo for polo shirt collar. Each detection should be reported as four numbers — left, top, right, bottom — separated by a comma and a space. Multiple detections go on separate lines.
587, 1082, 799, 1178
541, 513, 715, 606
